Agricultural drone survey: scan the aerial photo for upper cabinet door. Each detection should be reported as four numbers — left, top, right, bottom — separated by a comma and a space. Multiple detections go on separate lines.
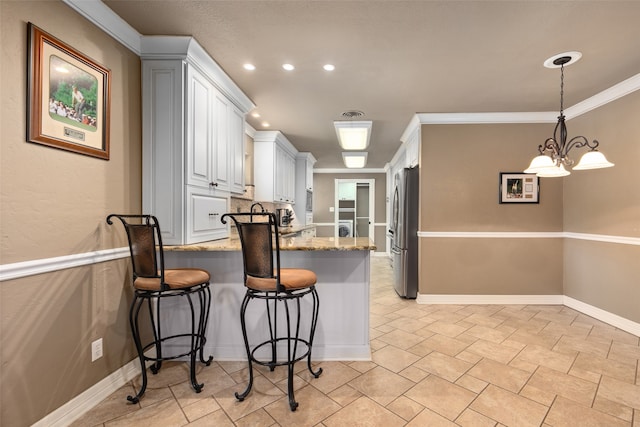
186, 67, 214, 189
212, 89, 230, 192
229, 105, 245, 194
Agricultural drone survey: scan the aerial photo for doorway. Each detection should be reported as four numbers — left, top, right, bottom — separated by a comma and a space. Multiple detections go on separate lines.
334, 179, 375, 239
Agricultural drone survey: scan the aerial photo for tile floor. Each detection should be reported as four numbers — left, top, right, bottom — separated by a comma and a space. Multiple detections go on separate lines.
73, 257, 640, 426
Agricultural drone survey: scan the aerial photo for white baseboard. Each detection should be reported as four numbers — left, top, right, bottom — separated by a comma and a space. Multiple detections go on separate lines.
33, 355, 144, 427
417, 294, 564, 305
417, 294, 639, 337
563, 296, 640, 337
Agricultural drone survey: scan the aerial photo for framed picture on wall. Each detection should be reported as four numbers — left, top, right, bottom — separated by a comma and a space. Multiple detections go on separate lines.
499, 172, 539, 204
27, 23, 111, 160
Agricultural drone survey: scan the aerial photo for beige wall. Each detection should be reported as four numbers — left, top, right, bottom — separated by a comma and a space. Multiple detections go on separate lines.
562, 91, 640, 323
0, 2, 141, 425
419, 124, 564, 295
313, 173, 387, 251
418, 100, 640, 324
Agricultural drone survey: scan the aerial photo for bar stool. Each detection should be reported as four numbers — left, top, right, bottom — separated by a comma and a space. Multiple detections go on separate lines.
107, 214, 213, 403
220, 212, 322, 411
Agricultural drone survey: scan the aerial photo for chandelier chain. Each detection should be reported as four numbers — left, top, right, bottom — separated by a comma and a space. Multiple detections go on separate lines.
559, 64, 564, 114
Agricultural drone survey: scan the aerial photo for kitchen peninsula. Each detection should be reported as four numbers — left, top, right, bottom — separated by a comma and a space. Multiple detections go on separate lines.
162, 236, 376, 361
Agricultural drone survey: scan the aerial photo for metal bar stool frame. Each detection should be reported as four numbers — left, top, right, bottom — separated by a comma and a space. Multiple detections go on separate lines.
221, 212, 322, 411
107, 214, 213, 403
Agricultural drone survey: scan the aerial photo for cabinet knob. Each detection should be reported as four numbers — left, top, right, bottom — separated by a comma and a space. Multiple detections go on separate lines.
209, 182, 218, 187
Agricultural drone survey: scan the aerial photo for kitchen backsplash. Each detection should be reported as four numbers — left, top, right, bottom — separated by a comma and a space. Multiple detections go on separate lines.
229, 197, 296, 225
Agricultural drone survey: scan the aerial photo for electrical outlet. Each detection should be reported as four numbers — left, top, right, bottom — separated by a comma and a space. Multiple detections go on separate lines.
329, 207, 334, 212
91, 338, 103, 362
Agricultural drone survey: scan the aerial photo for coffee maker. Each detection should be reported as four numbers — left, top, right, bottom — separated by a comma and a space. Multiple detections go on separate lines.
276, 208, 294, 227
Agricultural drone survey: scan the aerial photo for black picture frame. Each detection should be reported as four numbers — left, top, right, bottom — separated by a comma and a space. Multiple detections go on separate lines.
499, 172, 539, 204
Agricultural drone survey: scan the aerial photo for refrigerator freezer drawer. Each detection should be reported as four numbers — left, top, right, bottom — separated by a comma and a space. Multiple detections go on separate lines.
392, 247, 408, 297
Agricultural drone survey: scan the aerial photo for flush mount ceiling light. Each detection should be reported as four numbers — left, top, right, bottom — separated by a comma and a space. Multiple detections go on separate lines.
334, 119, 372, 150
525, 52, 614, 177
342, 152, 368, 168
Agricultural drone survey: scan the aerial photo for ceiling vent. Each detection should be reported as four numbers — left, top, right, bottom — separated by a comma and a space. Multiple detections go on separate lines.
341, 110, 365, 119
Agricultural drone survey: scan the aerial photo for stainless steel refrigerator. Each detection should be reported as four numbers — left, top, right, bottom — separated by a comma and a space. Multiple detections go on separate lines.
390, 166, 419, 298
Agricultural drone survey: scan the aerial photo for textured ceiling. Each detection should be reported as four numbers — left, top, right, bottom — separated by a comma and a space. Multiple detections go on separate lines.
103, 0, 640, 168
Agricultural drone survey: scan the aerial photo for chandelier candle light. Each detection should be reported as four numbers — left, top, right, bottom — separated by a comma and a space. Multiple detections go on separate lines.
524, 52, 614, 177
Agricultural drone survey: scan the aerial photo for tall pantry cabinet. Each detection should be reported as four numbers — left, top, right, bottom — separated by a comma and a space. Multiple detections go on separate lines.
141, 37, 255, 244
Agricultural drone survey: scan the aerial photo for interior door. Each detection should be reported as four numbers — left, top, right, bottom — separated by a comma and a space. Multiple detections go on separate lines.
334, 179, 375, 239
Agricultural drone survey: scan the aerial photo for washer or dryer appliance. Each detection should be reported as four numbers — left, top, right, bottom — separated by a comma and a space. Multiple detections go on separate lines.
338, 219, 353, 237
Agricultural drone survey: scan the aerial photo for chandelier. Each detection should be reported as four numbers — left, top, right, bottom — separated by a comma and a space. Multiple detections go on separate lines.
524, 53, 614, 177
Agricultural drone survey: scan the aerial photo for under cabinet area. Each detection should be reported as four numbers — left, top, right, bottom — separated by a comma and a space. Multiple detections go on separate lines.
253, 131, 298, 204
141, 37, 254, 244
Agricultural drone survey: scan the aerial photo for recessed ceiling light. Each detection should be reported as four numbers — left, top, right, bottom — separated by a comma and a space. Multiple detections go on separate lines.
282, 63, 295, 71
261, 121, 270, 128
334, 120, 372, 150
342, 152, 368, 168
251, 112, 260, 118
243, 63, 256, 71
323, 64, 335, 71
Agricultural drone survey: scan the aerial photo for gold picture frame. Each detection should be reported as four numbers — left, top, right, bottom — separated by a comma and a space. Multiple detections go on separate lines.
27, 23, 111, 160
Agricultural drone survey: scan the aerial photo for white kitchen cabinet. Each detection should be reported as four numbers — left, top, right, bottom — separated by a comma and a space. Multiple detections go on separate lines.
338, 182, 357, 200
141, 37, 254, 244
254, 131, 298, 204
405, 125, 420, 168
293, 152, 316, 225
186, 187, 228, 243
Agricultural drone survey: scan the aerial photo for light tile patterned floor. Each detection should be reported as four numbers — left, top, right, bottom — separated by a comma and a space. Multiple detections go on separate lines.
73, 257, 640, 426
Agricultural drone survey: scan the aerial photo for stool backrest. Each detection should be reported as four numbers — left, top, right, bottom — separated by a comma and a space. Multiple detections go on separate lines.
107, 214, 165, 283
221, 212, 282, 289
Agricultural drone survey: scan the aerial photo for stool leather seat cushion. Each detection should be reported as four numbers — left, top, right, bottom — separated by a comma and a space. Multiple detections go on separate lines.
246, 268, 317, 291
134, 268, 210, 291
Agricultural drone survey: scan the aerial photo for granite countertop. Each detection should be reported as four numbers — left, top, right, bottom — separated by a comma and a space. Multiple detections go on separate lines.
164, 236, 376, 252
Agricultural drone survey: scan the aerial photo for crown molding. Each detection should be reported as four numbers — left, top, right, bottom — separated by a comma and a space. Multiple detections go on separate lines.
62, 1, 254, 114
140, 36, 255, 114
62, 0, 141, 54
244, 123, 256, 138
415, 111, 557, 125
564, 72, 640, 120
